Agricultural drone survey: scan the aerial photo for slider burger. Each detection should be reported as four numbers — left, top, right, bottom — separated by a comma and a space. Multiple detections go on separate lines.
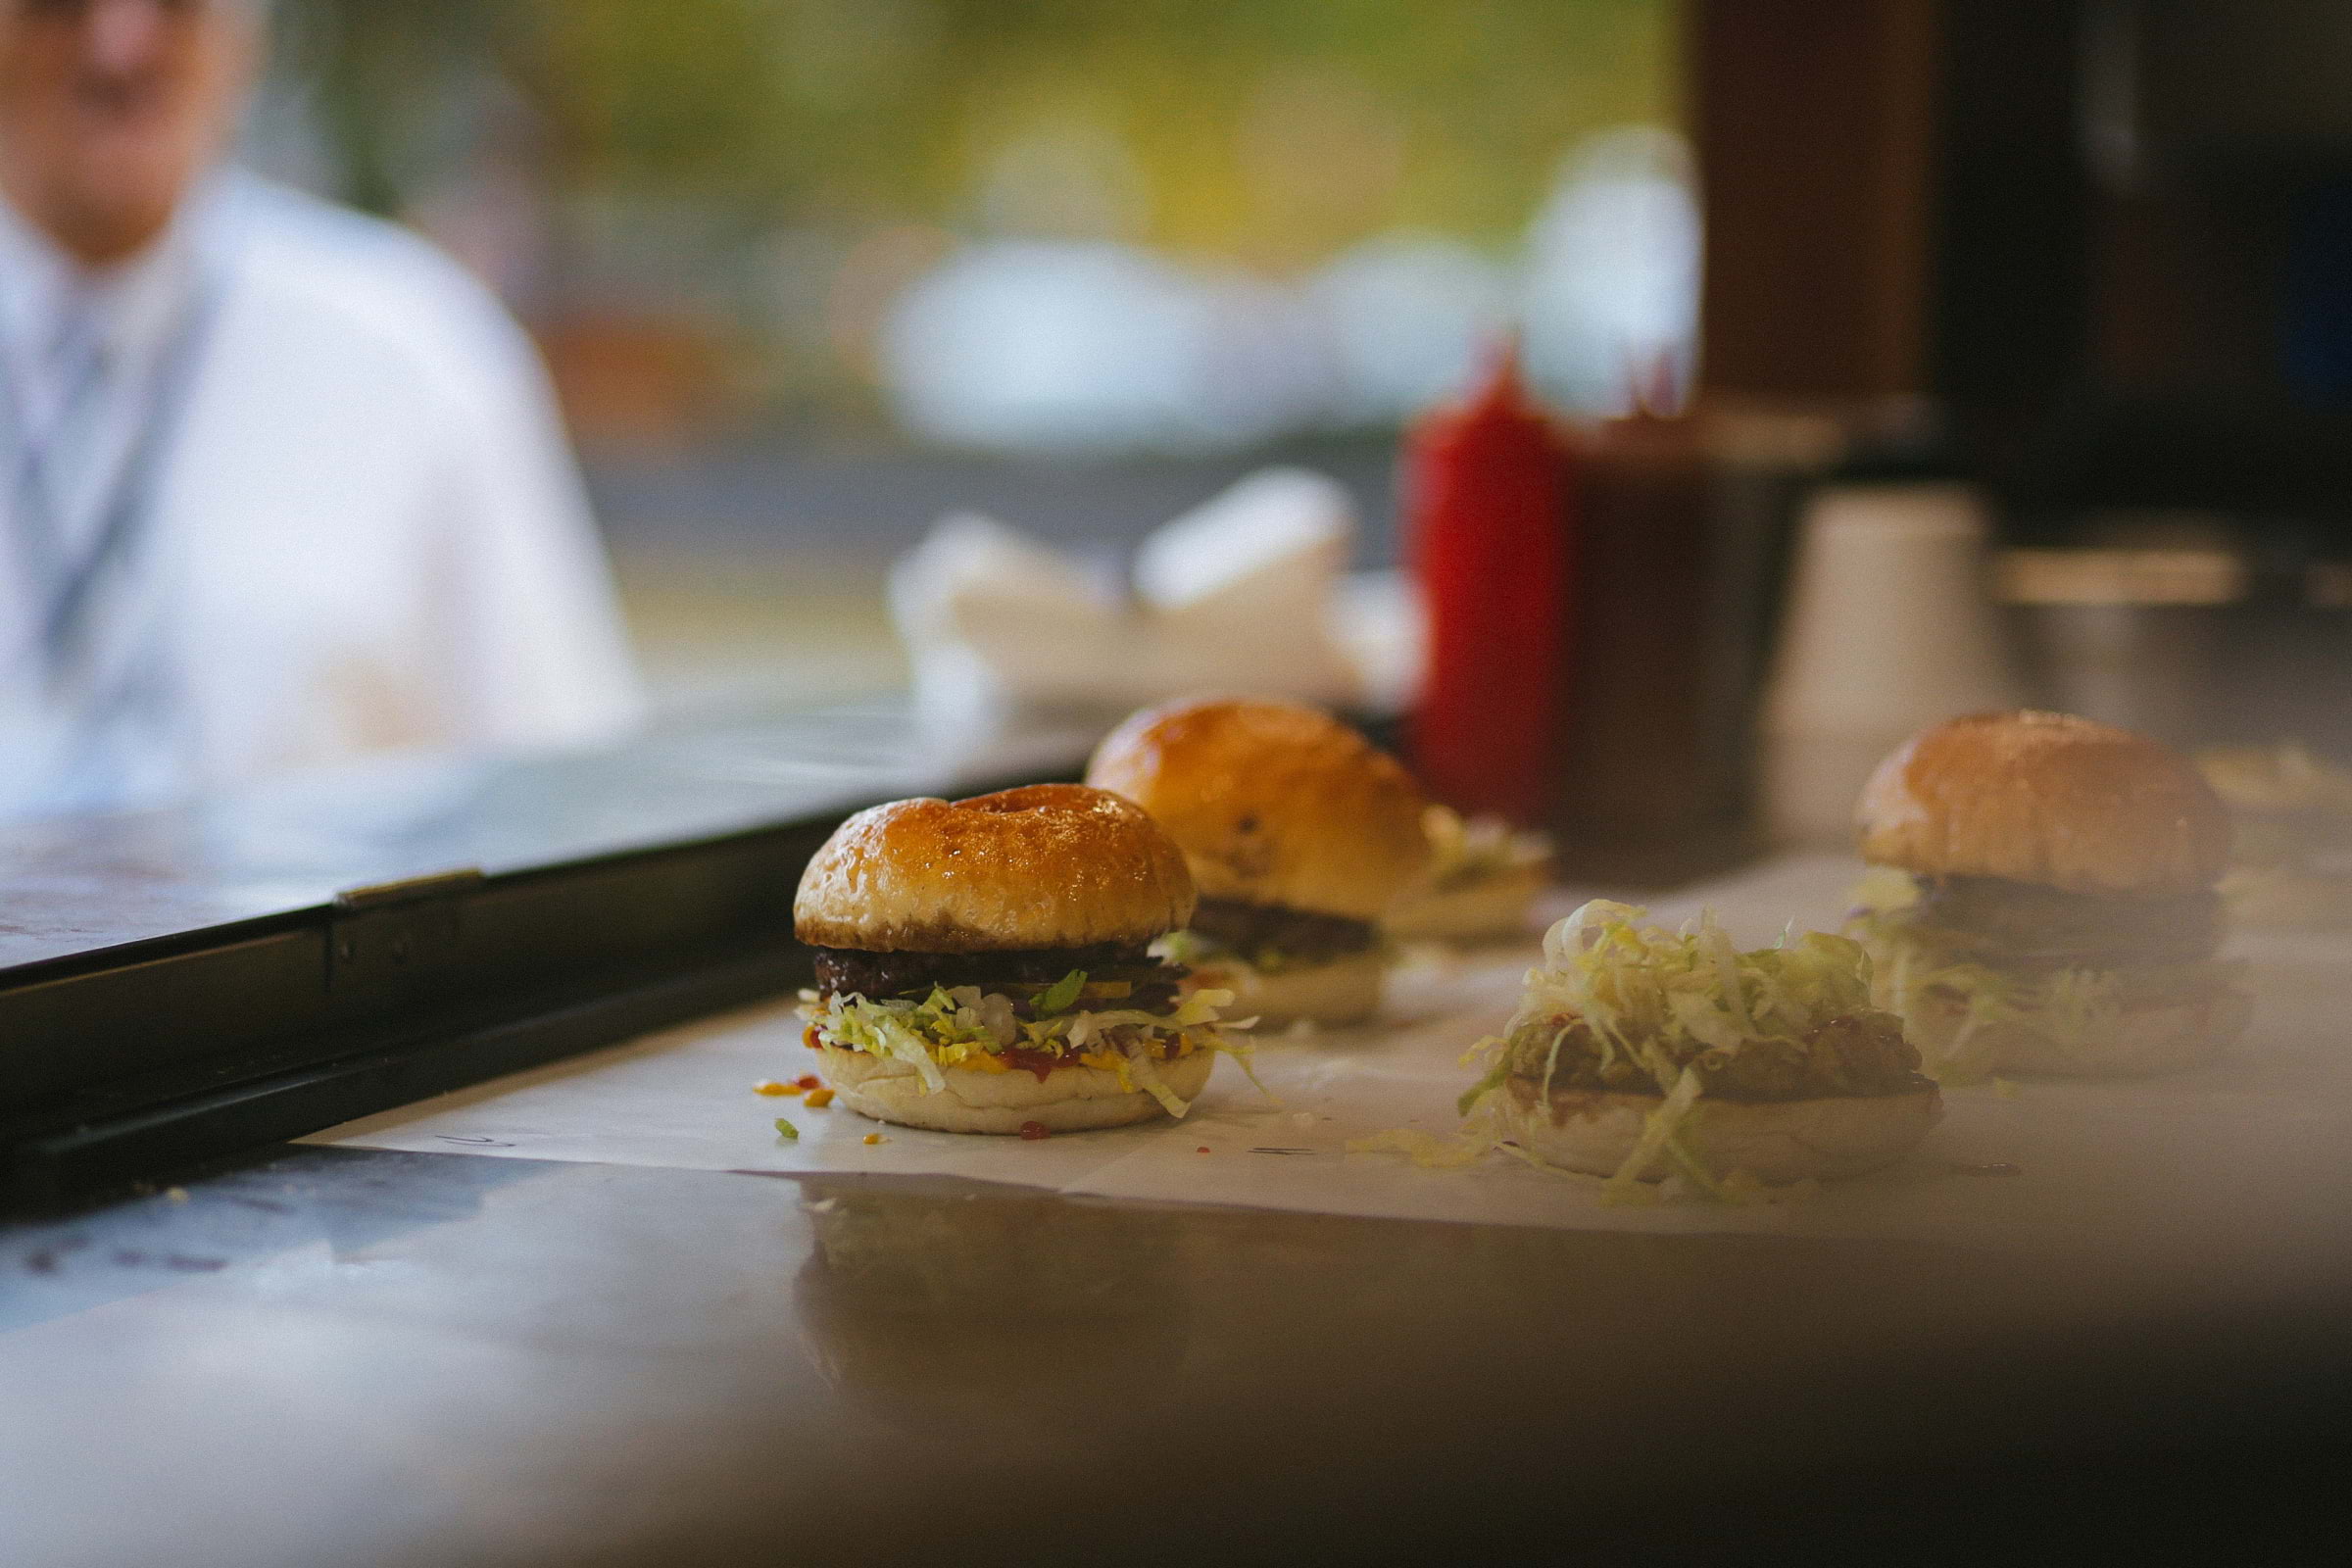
794, 783, 1241, 1133
1460, 901, 1939, 1191
1086, 696, 1431, 1025
1850, 710, 2251, 1079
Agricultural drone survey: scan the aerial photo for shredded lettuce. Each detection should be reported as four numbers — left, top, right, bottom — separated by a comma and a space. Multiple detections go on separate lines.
1419, 804, 1551, 890
1489, 900, 1880, 1100
1600, 1062, 1708, 1202
1033, 968, 1087, 1015
800, 977, 1251, 1116
1456, 1052, 1513, 1118
1151, 929, 1211, 968
1446, 901, 1889, 1196
834, 998, 954, 1093
1119, 1048, 1190, 1118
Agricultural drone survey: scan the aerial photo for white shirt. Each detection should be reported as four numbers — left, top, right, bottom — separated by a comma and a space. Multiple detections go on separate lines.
0, 172, 644, 818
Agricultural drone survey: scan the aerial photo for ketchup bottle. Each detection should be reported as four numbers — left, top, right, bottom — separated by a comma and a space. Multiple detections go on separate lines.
1402, 343, 1576, 826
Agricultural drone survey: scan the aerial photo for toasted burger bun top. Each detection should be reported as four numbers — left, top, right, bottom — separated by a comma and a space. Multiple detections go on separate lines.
795, 783, 1196, 953
1085, 696, 1430, 920
1857, 710, 2229, 897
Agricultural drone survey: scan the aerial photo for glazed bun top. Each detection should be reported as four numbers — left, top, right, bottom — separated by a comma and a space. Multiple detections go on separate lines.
1857, 710, 2229, 897
1085, 696, 1431, 920
795, 784, 1196, 953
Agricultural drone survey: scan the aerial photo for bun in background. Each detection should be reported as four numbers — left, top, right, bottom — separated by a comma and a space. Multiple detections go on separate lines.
1386, 864, 1547, 943
1086, 696, 1430, 920
1211, 949, 1386, 1027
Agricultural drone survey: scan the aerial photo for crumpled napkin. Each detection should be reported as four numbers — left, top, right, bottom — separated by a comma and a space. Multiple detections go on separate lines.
891, 466, 1374, 739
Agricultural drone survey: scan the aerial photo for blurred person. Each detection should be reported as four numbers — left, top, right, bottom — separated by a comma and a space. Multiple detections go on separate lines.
0, 0, 641, 820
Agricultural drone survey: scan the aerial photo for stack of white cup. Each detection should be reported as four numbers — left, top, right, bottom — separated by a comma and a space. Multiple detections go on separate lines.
1759, 482, 2024, 847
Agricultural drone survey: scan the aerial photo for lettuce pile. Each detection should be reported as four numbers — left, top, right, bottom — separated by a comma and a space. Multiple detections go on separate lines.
1457, 900, 1910, 1198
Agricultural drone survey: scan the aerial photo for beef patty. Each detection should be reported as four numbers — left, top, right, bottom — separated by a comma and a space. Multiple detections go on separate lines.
1510, 1011, 1927, 1102
1906, 875, 2221, 968
1187, 898, 1375, 962
811, 942, 1183, 1013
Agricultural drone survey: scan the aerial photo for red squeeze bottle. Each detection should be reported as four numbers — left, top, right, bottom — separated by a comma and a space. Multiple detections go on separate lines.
1403, 344, 1575, 826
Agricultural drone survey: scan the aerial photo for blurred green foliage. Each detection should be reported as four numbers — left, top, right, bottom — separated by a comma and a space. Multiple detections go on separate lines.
265, 0, 1671, 433
276, 0, 1672, 257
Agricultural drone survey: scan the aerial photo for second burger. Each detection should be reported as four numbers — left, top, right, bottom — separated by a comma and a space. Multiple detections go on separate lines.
1087, 696, 1430, 1025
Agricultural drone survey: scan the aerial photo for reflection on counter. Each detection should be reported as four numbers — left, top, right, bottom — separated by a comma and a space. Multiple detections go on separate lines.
0, 1147, 543, 1335
791, 1178, 1197, 1440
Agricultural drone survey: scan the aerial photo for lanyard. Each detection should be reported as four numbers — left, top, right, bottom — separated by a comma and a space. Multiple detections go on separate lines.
2, 311, 107, 579
0, 266, 224, 698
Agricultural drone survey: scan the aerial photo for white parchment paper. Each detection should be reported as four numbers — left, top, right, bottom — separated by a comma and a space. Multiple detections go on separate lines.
307, 855, 2352, 1265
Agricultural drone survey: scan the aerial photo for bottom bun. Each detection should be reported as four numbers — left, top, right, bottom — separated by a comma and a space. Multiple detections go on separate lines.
1495, 1077, 1942, 1185
1906, 987, 2252, 1079
815, 1045, 1215, 1134
1213, 949, 1386, 1026
1385, 865, 1546, 943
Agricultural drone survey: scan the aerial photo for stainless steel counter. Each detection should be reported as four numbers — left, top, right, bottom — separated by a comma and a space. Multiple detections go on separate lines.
3, 1143, 2347, 1565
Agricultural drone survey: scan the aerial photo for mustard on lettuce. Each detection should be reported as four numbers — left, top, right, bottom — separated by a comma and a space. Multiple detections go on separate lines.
800, 974, 1244, 1117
